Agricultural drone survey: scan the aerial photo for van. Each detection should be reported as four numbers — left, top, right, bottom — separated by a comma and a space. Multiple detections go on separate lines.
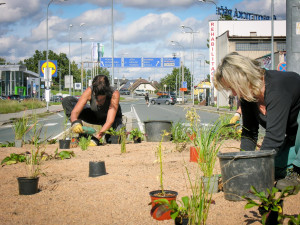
134, 90, 148, 96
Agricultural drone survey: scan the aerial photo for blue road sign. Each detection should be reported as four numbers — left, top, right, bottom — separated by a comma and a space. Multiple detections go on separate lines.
124, 58, 142, 67
182, 81, 187, 89
143, 58, 161, 67
163, 58, 180, 68
100, 57, 122, 67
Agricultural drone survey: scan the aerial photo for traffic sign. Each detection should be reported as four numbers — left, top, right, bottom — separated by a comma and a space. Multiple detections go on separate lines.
143, 58, 161, 67
163, 58, 180, 67
100, 57, 122, 67
40, 60, 57, 78
180, 88, 187, 91
277, 62, 286, 71
124, 58, 142, 67
182, 81, 187, 89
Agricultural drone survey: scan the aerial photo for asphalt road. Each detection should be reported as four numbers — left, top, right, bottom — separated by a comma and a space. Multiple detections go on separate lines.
0, 96, 220, 143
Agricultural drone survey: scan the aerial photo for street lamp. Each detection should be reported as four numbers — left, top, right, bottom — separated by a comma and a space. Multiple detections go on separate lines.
68, 24, 72, 96
198, 53, 206, 81
181, 25, 198, 106
171, 40, 185, 105
198, 0, 219, 109
79, 23, 85, 94
80, 37, 83, 94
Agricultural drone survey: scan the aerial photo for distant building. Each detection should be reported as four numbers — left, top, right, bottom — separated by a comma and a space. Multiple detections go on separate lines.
128, 78, 157, 93
0, 65, 40, 97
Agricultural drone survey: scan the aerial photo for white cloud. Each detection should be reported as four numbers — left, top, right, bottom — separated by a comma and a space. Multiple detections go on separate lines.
0, 0, 41, 23
119, 0, 194, 9
115, 13, 181, 44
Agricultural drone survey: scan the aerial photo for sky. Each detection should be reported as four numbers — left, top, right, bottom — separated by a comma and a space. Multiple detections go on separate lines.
0, 0, 286, 82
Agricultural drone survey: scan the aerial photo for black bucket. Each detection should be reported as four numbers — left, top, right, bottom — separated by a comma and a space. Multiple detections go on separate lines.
17, 177, 39, 195
89, 161, 107, 177
59, 139, 71, 149
144, 120, 172, 142
218, 150, 276, 201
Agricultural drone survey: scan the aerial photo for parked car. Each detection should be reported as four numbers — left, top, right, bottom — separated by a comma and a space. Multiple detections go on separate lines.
0, 96, 7, 100
20, 95, 31, 101
7, 95, 21, 100
50, 95, 63, 102
150, 95, 176, 105
156, 91, 168, 96
134, 89, 148, 96
119, 89, 130, 95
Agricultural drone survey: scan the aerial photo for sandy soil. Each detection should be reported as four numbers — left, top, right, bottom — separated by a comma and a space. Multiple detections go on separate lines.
0, 139, 299, 225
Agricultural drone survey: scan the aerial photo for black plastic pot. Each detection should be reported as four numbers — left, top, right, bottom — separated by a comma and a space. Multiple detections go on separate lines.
59, 139, 71, 149
175, 217, 189, 225
144, 120, 172, 142
110, 135, 120, 144
218, 150, 276, 201
17, 177, 39, 195
133, 137, 141, 143
89, 161, 107, 177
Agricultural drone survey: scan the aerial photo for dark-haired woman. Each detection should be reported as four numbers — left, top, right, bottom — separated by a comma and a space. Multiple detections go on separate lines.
62, 75, 123, 145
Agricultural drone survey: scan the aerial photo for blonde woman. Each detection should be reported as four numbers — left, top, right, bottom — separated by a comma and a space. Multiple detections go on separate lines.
214, 52, 300, 192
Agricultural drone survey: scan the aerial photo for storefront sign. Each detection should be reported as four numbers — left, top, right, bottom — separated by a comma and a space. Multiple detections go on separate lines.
216, 6, 276, 20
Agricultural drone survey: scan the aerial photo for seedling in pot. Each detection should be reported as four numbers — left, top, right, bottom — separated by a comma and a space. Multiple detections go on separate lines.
151, 196, 190, 222
243, 185, 300, 225
78, 136, 92, 151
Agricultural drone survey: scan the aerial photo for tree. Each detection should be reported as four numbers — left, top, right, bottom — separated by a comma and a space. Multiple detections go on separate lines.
160, 66, 191, 92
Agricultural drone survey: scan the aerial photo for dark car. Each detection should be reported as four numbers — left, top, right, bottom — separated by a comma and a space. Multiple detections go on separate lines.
7, 95, 21, 100
20, 95, 31, 101
119, 89, 130, 95
150, 95, 176, 105
50, 95, 63, 102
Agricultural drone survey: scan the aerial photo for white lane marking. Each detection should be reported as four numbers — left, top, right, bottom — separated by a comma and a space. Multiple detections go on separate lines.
131, 104, 144, 133
57, 112, 64, 118
44, 123, 58, 127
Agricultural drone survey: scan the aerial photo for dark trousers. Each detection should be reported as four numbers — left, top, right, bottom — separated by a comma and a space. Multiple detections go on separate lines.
62, 96, 124, 143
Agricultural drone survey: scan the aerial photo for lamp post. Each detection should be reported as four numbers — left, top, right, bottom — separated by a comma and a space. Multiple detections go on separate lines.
171, 41, 185, 105
198, 53, 206, 81
198, 0, 219, 109
80, 37, 83, 94
111, 0, 115, 86
68, 24, 72, 96
181, 25, 198, 106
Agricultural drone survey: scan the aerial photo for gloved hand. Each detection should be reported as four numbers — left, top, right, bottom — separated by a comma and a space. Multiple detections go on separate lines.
230, 113, 241, 124
71, 119, 83, 133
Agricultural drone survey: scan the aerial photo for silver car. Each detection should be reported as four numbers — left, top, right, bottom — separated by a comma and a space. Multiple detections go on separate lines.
150, 95, 176, 105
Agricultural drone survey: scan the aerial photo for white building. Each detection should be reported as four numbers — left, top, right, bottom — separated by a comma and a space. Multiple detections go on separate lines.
209, 20, 286, 106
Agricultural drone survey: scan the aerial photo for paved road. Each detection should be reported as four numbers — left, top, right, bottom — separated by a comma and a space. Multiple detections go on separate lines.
0, 96, 231, 143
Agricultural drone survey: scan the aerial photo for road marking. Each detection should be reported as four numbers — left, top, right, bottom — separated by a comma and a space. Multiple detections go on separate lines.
44, 123, 58, 127
57, 112, 64, 118
131, 104, 144, 133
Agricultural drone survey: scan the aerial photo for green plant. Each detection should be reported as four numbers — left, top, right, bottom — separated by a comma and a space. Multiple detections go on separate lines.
105, 127, 119, 136
25, 147, 45, 178
78, 136, 91, 151
1, 153, 26, 166
151, 196, 190, 221
47, 139, 57, 144
193, 121, 223, 177
0, 141, 15, 147
120, 127, 127, 153
156, 130, 169, 196
218, 114, 241, 141
129, 128, 144, 141
12, 115, 30, 140
54, 148, 75, 160
171, 121, 189, 144
285, 214, 300, 225
243, 185, 300, 225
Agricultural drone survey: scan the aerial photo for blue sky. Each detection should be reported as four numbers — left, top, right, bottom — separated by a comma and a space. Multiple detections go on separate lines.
0, 0, 286, 82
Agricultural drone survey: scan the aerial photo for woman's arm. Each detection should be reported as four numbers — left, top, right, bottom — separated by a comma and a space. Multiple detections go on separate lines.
70, 87, 92, 122
95, 90, 120, 139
